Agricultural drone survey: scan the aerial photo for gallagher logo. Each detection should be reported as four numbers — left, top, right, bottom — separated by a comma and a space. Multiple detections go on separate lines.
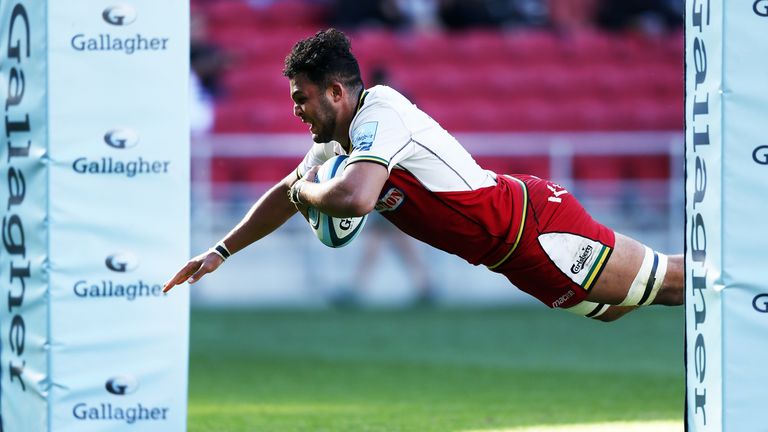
338, 218, 353, 231
72, 3, 168, 55
102, 5, 137, 26
755, 0, 768, 17
72, 129, 170, 176
752, 145, 768, 165
753, 293, 768, 313
105, 375, 139, 396
104, 128, 140, 149
106, 252, 140, 273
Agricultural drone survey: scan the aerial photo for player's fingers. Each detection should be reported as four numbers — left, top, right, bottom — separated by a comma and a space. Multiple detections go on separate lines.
304, 165, 320, 181
187, 254, 224, 285
186, 264, 212, 285
163, 260, 202, 292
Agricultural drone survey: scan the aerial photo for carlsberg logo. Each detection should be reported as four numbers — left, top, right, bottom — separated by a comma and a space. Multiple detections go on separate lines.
570, 245, 594, 274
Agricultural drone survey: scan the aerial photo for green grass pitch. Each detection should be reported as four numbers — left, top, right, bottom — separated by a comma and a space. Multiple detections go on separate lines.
188, 306, 683, 432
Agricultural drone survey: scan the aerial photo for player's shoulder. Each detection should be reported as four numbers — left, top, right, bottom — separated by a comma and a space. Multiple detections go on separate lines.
358, 85, 411, 115
352, 85, 416, 130
366, 84, 408, 101
309, 140, 339, 153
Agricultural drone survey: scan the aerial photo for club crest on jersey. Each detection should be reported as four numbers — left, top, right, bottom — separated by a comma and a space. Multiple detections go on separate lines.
375, 187, 405, 212
352, 121, 378, 152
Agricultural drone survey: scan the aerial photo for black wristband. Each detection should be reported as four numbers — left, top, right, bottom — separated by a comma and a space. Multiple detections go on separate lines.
288, 181, 304, 205
214, 244, 231, 259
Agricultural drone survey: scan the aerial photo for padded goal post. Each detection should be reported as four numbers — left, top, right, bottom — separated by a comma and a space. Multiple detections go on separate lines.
0, 1, 190, 430
685, 1, 768, 430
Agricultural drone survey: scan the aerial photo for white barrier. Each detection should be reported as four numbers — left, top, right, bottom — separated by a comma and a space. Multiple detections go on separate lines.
0, 1, 189, 430
685, 1, 768, 430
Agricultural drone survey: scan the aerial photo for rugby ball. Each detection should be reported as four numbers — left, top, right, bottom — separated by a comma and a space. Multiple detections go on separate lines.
307, 155, 368, 248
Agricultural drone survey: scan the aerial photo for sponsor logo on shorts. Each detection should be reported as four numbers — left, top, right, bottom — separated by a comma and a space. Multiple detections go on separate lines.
753, 293, 768, 313
552, 290, 575, 308
570, 245, 594, 274
375, 188, 405, 212
546, 182, 568, 203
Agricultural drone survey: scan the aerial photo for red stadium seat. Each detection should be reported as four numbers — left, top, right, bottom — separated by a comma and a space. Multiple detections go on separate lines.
201, 10, 682, 133
500, 30, 562, 64
214, 99, 302, 133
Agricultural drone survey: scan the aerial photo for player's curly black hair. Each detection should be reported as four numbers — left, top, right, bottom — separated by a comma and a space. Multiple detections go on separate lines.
283, 28, 363, 91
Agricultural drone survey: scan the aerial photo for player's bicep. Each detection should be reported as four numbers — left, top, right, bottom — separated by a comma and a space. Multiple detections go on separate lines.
338, 161, 389, 212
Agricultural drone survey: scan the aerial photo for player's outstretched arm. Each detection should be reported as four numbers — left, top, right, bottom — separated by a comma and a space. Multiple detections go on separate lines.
163, 170, 301, 292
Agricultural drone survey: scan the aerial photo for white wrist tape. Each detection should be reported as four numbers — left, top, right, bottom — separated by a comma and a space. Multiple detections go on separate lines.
210, 241, 231, 261
619, 246, 668, 307
564, 300, 610, 318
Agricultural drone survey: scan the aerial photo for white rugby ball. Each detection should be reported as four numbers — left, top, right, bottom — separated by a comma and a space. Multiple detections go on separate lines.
307, 155, 368, 248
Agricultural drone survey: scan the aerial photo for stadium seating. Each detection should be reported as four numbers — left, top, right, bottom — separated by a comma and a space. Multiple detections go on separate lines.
193, 0, 680, 190
194, 1, 682, 133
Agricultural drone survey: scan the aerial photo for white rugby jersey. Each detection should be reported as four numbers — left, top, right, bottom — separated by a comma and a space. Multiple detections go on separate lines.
297, 85, 527, 267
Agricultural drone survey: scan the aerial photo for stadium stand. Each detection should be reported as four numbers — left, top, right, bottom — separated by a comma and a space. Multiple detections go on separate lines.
190, 0, 682, 204
193, 1, 682, 133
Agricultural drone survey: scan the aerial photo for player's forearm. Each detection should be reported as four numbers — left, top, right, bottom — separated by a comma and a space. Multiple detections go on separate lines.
220, 175, 298, 255
295, 163, 387, 217
300, 179, 373, 217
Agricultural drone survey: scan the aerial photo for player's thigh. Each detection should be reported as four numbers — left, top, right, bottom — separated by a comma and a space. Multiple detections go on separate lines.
586, 232, 646, 305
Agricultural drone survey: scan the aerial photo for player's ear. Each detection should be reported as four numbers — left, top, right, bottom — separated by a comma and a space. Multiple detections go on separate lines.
328, 81, 345, 102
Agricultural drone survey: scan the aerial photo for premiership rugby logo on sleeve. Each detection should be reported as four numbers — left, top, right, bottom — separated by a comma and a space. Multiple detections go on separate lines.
352, 121, 378, 151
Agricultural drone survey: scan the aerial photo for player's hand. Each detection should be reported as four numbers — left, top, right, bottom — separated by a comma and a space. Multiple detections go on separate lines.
303, 165, 320, 182
289, 165, 318, 220
162, 251, 224, 293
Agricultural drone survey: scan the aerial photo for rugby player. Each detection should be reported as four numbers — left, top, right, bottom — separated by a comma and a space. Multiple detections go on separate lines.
164, 29, 683, 321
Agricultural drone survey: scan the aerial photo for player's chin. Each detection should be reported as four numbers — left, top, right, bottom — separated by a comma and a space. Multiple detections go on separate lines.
311, 132, 331, 143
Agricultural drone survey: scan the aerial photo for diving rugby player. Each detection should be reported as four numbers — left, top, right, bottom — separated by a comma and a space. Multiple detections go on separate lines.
164, 29, 683, 321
